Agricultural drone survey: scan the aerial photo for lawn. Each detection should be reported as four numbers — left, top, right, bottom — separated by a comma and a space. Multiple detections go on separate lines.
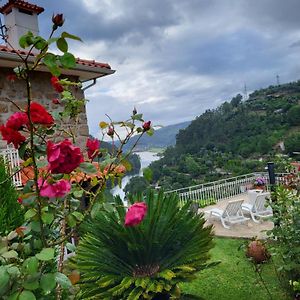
181, 237, 289, 300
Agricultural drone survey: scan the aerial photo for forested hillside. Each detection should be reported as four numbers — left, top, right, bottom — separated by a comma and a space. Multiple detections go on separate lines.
121, 121, 191, 151
149, 81, 300, 190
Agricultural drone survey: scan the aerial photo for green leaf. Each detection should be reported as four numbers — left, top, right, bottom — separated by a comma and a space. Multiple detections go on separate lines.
61, 32, 82, 42
43, 53, 57, 68
23, 278, 39, 290
40, 273, 56, 293
57, 37, 68, 53
55, 272, 72, 289
48, 65, 61, 77
33, 36, 47, 50
19, 290, 36, 300
67, 215, 77, 227
146, 128, 154, 136
132, 113, 143, 121
41, 212, 54, 224
19, 32, 34, 49
66, 242, 76, 252
73, 190, 84, 198
30, 221, 41, 232
0, 268, 10, 293
2, 250, 18, 259
79, 162, 97, 174
7, 293, 19, 300
48, 37, 59, 44
72, 211, 84, 221
23, 257, 39, 275
59, 52, 76, 69
35, 248, 55, 261
25, 209, 37, 220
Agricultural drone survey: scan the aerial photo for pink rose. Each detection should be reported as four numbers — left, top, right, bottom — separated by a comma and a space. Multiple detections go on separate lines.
86, 137, 100, 160
38, 178, 71, 198
47, 139, 84, 174
125, 202, 147, 227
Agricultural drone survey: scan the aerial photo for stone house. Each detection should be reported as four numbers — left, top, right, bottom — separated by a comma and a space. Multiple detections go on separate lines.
0, 0, 115, 150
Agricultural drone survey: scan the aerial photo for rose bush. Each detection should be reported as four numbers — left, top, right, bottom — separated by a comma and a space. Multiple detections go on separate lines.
0, 13, 154, 300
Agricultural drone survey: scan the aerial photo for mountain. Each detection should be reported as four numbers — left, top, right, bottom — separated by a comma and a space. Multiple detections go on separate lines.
122, 121, 191, 151
149, 80, 300, 190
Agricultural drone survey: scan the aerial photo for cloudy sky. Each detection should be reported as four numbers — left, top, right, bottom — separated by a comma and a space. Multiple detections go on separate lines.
4, 0, 300, 136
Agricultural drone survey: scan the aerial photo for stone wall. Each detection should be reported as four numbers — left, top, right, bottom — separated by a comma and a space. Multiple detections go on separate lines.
0, 67, 89, 150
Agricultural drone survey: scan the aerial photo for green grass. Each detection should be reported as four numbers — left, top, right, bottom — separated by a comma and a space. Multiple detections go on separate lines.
181, 238, 289, 300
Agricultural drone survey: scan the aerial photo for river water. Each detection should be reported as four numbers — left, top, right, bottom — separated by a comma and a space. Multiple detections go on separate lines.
111, 151, 160, 200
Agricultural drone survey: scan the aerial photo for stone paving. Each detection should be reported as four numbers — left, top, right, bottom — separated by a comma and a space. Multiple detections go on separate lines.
199, 193, 274, 239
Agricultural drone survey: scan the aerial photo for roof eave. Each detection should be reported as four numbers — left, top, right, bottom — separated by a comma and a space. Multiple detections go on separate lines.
0, 52, 115, 81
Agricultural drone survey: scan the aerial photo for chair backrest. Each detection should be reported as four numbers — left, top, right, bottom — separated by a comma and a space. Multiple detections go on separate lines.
253, 192, 270, 212
223, 200, 244, 218
247, 189, 264, 205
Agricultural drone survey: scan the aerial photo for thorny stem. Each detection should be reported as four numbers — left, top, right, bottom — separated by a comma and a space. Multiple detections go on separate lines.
255, 264, 273, 300
25, 74, 47, 247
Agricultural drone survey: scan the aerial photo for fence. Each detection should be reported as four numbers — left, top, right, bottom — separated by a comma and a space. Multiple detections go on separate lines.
166, 172, 288, 207
0, 145, 23, 187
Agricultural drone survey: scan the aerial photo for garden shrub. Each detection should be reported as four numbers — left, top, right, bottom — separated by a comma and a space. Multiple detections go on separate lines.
0, 160, 23, 236
268, 184, 300, 297
75, 190, 214, 299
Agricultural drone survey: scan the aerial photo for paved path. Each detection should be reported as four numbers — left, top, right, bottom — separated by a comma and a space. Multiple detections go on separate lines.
199, 193, 273, 239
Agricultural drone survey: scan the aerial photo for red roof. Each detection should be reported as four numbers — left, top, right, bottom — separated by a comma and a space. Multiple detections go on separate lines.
0, 45, 111, 69
0, 0, 44, 15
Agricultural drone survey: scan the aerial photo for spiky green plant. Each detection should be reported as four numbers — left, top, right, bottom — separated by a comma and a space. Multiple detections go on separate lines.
0, 160, 24, 236
75, 190, 214, 299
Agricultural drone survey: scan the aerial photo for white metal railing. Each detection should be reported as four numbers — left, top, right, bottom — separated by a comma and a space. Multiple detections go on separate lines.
0, 145, 23, 187
166, 172, 289, 207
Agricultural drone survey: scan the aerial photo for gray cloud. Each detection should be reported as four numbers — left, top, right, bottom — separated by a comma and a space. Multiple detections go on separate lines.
21, 1, 300, 134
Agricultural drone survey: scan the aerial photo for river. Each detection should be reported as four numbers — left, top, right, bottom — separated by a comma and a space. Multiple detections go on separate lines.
111, 151, 160, 200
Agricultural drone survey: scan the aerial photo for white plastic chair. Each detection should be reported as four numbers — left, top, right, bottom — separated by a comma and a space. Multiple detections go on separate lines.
242, 192, 273, 223
247, 189, 265, 206
206, 200, 249, 229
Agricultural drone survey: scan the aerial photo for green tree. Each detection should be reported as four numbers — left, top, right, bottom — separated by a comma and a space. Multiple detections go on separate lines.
287, 105, 300, 125
123, 176, 149, 195
285, 132, 300, 154
0, 161, 24, 236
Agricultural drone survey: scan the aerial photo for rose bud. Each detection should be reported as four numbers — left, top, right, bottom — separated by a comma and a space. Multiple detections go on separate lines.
142, 121, 151, 131
107, 126, 114, 137
52, 98, 60, 104
133, 107, 137, 115
52, 14, 65, 29
17, 198, 23, 204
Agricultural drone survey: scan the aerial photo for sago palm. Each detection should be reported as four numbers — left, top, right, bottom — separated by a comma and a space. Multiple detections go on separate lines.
75, 190, 214, 299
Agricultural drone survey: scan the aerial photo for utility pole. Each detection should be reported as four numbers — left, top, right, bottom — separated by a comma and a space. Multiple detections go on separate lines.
276, 74, 280, 86
243, 83, 248, 100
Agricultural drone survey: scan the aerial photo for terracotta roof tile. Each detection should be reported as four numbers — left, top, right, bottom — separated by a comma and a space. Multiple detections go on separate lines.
0, 45, 111, 69
0, 0, 44, 15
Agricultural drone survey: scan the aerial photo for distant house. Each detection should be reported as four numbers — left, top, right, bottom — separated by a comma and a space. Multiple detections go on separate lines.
0, 0, 115, 150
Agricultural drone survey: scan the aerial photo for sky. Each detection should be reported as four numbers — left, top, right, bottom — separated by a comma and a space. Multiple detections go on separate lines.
2, 0, 300, 137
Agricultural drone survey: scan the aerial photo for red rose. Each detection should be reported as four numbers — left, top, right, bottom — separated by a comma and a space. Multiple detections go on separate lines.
125, 202, 147, 227
17, 198, 23, 204
51, 76, 64, 93
47, 139, 84, 174
6, 112, 29, 130
0, 125, 26, 148
142, 121, 151, 131
52, 98, 60, 104
28, 102, 54, 126
86, 137, 100, 160
6, 74, 17, 82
